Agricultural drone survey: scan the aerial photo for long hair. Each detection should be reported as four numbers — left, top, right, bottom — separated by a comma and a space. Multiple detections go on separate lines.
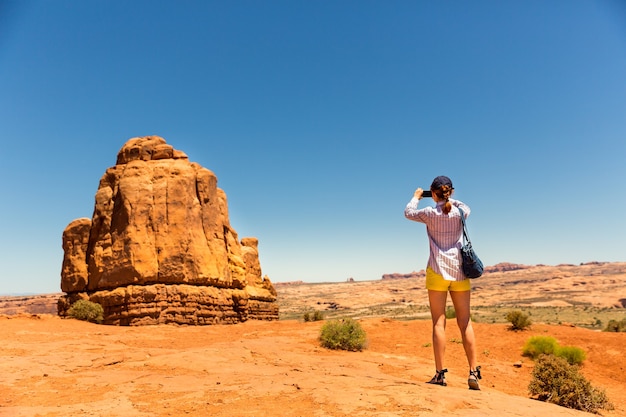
433, 184, 453, 214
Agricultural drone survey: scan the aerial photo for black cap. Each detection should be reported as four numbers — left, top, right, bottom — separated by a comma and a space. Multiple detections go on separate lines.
431, 175, 453, 190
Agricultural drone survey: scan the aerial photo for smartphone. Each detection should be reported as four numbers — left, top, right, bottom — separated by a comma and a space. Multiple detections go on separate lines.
422, 190, 432, 198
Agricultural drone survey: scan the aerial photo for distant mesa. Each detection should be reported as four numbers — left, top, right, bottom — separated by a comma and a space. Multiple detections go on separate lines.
58, 136, 278, 325
273, 281, 306, 287
381, 271, 426, 280
484, 262, 532, 273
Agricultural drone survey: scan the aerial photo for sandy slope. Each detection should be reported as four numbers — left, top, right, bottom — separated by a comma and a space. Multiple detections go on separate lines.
1, 314, 623, 417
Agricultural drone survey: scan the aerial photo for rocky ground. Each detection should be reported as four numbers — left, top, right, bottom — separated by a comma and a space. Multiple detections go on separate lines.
1, 262, 625, 417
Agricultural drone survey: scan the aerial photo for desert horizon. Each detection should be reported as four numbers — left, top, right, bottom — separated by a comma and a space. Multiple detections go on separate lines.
1, 259, 621, 296
2, 261, 626, 327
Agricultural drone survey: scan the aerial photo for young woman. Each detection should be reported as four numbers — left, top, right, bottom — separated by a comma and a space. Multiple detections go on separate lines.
404, 175, 481, 390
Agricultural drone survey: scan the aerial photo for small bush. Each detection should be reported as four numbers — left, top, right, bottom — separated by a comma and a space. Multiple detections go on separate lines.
556, 345, 586, 365
529, 355, 613, 414
603, 318, 626, 332
505, 310, 532, 331
445, 306, 456, 319
522, 336, 558, 359
319, 318, 367, 351
68, 299, 104, 324
303, 310, 324, 322
523, 336, 587, 365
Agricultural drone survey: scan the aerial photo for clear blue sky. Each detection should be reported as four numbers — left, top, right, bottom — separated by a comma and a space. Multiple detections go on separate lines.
1, 1, 625, 295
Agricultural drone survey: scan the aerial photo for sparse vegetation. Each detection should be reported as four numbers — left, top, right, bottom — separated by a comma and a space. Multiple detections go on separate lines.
505, 310, 532, 331
278, 293, 624, 327
555, 345, 586, 366
67, 299, 104, 324
523, 335, 586, 365
303, 310, 324, 322
319, 318, 367, 351
603, 318, 626, 332
529, 355, 613, 414
522, 335, 558, 359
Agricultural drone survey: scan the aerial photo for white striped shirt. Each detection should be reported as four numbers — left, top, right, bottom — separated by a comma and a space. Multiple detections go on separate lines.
404, 197, 471, 281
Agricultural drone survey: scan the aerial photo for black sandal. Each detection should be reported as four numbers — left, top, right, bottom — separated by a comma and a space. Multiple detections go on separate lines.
468, 366, 482, 390
427, 369, 448, 386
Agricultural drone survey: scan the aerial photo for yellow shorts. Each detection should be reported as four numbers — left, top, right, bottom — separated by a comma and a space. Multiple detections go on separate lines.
426, 267, 471, 292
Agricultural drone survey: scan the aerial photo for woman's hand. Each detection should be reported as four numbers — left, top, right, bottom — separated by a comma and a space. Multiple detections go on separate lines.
414, 188, 424, 199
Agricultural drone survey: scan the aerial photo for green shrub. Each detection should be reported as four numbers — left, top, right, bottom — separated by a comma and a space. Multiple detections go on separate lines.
319, 318, 367, 351
68, 299, 104, 324
522, 336, 558, 359
556, 345, 586, 365
505, 310, 532, 331
523, 336, 587, 365
303, 310, 324, 322
529, 355, 613, 414
603, 318, 626, 332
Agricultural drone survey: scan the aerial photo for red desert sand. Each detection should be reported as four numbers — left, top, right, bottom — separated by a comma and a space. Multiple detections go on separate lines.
1, 313, 624, 417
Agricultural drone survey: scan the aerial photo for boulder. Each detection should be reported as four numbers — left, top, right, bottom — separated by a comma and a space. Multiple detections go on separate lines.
58, 136, 278, 325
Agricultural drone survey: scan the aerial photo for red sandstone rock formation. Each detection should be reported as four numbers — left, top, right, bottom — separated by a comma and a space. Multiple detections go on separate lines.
483, 262, 531, 273
59, 136, 278, 325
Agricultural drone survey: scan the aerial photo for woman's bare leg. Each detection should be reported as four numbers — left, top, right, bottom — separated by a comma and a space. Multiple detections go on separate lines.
428, 290, 449, 371
450, 290, 477, 370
